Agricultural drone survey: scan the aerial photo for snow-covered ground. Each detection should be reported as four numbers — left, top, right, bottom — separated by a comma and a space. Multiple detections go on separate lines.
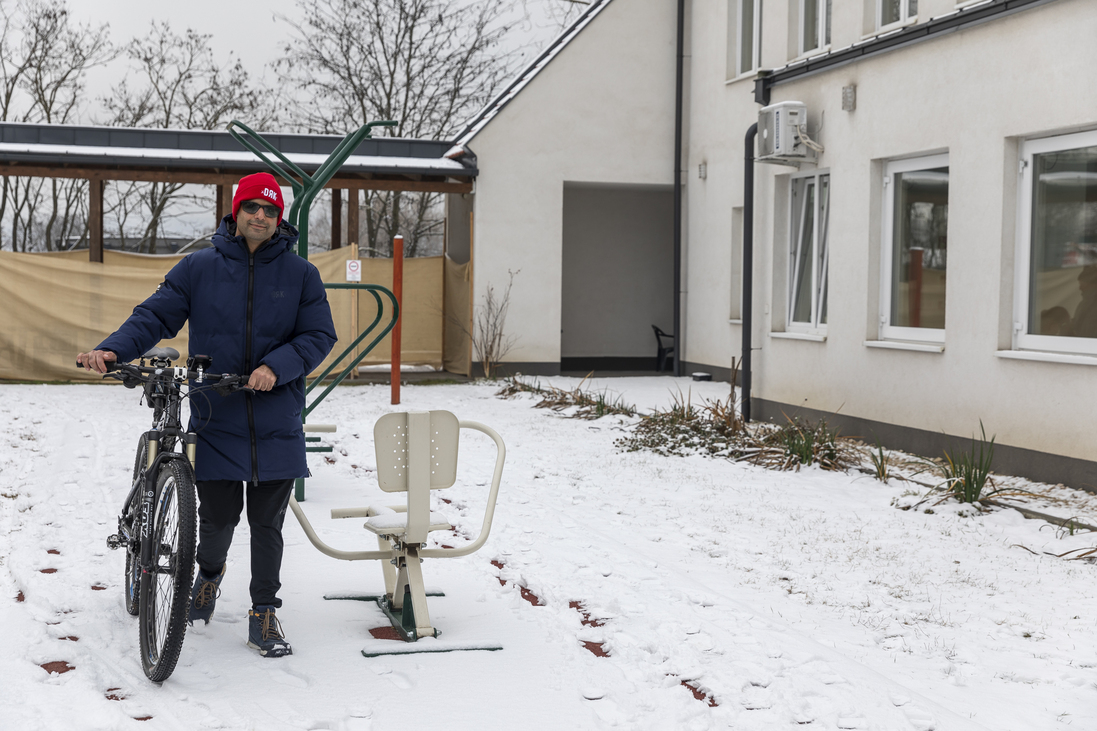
3, 377, 1097, 730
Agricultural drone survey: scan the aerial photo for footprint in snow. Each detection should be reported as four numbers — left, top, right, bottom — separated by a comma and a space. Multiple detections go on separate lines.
902, 705, 937, 731
268, 666, 311, 689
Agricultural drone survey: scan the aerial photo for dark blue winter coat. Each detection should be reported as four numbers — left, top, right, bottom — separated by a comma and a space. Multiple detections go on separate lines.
97, 216, 337, 482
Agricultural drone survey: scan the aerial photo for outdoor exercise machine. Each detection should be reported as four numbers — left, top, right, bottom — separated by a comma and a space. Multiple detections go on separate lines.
228, 121, 506, 652
289, 410, 506, 653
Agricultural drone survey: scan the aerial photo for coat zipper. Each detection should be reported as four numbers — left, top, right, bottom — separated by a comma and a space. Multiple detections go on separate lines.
245, 248, 259, 483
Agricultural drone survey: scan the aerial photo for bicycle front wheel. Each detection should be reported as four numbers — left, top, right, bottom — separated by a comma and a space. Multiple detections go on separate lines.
138, 459, 196, 682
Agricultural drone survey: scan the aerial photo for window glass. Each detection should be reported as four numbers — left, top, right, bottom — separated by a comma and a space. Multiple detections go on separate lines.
881, 0, 901, 26
739, 0, 755, 74
803, 0, 819, 53
1029, 144, 1097, 339
789, 173, 830, 329
817, 176, 830, 324
792, 179, 816, 322
880, 0, 915, 28
890, 167, 948, 330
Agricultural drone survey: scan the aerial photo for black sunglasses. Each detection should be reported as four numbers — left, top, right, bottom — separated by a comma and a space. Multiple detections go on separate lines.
240, 201, 280, 218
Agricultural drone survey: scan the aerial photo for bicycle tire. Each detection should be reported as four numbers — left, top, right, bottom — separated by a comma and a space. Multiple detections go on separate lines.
138, 459, 196, 683
124, 434, 149, 617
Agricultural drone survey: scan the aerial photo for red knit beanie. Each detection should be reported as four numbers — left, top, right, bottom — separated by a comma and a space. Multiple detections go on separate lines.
232, 172, 284, 225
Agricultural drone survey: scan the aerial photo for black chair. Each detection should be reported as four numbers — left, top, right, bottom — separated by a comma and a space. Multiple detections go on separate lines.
652, 325, 675, 371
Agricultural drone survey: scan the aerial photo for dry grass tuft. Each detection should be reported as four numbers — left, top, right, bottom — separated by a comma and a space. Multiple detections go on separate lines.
496, 376, 637, 419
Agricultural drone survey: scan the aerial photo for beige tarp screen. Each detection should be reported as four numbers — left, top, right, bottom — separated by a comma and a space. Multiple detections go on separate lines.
443, 255, 471, 376
0, 247, 452, 382
308, 245, 445, 373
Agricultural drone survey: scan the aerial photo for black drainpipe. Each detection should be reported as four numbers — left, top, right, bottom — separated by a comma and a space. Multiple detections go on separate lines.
741, 123, 757, 422
672, 0, 685, 377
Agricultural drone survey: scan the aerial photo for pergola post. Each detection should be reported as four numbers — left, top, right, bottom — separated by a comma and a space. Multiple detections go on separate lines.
331, 188, 342, 249
220, 181, 234, 229
348, 188, 359, 248
88, 178, 103, 263
215, 184, 225, 229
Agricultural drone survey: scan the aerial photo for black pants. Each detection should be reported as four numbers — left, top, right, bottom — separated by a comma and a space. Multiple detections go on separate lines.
195, 478, 294, 608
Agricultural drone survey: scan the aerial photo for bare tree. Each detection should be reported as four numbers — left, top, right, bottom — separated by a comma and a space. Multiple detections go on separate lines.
0, 0, 113, 251
276, 0, 516, 257
521, 0, 591, 31
473, 270, 519, 379
101, 22, 272, 253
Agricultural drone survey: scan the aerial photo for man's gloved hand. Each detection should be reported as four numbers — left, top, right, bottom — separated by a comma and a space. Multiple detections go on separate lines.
248, 364, 277, 391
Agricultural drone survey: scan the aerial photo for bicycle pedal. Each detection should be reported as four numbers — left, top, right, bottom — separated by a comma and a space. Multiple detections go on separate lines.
106, 534, 123, 550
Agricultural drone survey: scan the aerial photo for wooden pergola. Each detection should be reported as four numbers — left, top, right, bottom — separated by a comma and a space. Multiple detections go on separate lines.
0, 123, 477, 261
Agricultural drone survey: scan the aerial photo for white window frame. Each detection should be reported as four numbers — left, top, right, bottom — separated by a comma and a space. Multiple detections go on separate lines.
880, 153, 949, 344
787, 169, 830, 335
736, 0, 762, 77
1013, 129, 1097, 356
877, 0, 917, 32
799, 0, 830, 57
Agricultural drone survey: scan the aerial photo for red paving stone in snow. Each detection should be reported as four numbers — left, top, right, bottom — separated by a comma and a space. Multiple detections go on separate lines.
582, 641, 609, 657
90, 585, 106, 591
105, 689, 125, 701
492, 559, 544, 606
40, 661, 74, 674
568, 601, 605, 627
39, 568, 57, 574
47, 549, 60, 555
16, 591, 24, 602
368, 626, 403, 641
680, 680, 718, 707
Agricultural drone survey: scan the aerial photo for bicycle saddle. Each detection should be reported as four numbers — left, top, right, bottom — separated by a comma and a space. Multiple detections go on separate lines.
143, 347, 180, 362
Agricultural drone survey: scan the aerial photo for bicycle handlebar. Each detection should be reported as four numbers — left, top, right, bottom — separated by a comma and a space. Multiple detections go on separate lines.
75, 360, 253, 395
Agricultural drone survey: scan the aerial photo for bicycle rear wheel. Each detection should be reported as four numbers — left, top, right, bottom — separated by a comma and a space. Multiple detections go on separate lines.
124, 434, 149, 617
138, 459, 196, 682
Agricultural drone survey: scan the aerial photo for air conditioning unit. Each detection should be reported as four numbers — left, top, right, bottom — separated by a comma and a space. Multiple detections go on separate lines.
757, 101, 815, 165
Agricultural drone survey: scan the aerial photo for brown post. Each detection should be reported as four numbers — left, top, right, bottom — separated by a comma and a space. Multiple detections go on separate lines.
347, 189, 359, 248
221, 182, 234, 228
89, 178, 104, 263
215, 184, 225, 229
391, 234, 404, 405
331, 189, 342, 249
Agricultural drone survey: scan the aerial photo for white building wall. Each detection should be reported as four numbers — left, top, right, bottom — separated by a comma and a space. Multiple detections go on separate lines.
467, 0, 678, 365
683, 0, 1097, 461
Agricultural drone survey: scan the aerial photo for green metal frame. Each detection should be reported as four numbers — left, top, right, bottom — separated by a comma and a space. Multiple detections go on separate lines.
226, 119, 397, 257
305, 283, 399, 418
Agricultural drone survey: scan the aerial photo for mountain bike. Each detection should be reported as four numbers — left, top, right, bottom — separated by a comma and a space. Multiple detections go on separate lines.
84, 347, 251, 682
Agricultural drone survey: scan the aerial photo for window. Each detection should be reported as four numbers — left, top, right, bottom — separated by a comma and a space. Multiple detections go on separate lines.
800, 0, 831, 56
881, 154, 948, 342
1015, 130, 1097, 356
731, 207, 744, 320
789, 171, 829, 332
729, 0, 761, 78
878, 0, 917, 30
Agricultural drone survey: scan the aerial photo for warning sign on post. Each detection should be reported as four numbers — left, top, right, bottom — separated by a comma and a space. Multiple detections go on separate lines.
345, 259, 362, 282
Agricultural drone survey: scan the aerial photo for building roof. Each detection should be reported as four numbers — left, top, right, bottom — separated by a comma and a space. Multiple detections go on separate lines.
0, 122, 476, 189
453, 0, 614, 147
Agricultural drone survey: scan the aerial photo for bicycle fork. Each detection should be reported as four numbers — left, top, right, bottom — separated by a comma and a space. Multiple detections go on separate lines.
106, 431, 196, 566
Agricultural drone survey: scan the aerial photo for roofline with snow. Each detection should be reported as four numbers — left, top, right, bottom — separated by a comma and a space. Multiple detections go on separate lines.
453, 0, 614, 148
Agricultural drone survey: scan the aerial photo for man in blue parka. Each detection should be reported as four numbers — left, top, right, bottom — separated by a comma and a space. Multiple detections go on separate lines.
78, 172, 336, 657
